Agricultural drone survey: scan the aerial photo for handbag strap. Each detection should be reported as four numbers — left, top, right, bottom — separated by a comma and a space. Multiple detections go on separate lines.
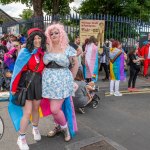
26, 60, 40, 89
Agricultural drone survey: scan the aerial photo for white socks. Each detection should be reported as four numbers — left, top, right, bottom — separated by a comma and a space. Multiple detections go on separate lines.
33, 125, 38, 130
19, 133, 26, 140
60, 123, 68, 129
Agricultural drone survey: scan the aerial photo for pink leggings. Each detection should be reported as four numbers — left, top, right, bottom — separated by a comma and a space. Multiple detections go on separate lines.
50, 99, 66, 126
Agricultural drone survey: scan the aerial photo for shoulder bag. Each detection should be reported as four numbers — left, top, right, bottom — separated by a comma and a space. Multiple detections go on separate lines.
12, 62, 40, 106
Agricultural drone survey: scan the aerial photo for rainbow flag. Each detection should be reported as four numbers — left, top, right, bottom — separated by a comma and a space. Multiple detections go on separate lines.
110, 48, 125, 81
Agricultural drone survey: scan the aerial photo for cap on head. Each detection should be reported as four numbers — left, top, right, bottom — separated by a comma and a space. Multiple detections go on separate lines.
27, 28, 43, 37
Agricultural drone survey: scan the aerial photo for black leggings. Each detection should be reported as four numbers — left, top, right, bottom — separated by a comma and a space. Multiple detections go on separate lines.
100, 63, 109, 79
128, 67, 140, 88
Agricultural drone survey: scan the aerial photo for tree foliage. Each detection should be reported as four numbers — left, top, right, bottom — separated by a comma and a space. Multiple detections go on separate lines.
79, 0, 150, 22
19, 9, 33, 20
0, 0, 74, 16
43, 0, 73, 15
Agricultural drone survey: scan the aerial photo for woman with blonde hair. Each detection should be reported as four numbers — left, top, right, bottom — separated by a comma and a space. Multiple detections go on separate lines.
43, 23, 78, 141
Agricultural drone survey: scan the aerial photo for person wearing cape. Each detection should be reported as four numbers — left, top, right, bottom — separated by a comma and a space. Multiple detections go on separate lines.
83, 36, 99, 83
43, 23, 78, 142
109, 40, 125, 96
8, 28, 47, 150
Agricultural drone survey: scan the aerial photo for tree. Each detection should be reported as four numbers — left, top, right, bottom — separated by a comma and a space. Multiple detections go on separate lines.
19, 9, 33, 20
0, 0, 74, 17
43, 0, 73, 15
79, 0, 150, 22
0, 0, 44, 16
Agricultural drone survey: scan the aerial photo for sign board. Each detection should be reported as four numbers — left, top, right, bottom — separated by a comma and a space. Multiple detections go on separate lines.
80, 20, 105, 52
7, 24, 19, 36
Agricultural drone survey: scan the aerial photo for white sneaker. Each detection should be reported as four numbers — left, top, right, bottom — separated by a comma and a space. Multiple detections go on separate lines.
110, 91, 114, 95
114, 92, 122, 96
32, 128, 41, 141
17, 137, 29, 150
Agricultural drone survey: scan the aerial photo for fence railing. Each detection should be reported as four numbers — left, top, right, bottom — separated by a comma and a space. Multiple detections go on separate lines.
1, 13, 150, 51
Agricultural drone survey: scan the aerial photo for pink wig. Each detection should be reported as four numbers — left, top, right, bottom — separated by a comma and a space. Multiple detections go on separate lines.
45, 23, 69, 50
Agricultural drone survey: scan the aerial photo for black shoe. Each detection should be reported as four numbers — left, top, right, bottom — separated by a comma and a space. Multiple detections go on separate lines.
102, 78, 109, 81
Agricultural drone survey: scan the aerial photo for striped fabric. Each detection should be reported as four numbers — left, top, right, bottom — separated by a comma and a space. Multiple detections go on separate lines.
83, 43, 99, 82
110, 48, 125, 81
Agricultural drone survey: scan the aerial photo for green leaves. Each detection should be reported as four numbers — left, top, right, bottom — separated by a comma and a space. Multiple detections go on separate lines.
19, 8, 33, 20
79, 0, 150, 22
0, 0, 73, 16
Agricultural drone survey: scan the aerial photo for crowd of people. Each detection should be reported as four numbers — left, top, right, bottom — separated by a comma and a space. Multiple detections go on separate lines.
0, 23, 149, 150
99, 38, 147, 94
0, 34, 26, 91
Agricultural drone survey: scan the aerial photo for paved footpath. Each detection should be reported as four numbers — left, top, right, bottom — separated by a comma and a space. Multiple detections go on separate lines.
0, 75, 150, 150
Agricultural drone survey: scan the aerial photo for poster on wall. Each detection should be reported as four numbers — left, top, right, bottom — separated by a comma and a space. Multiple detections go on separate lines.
139, 32, 150, 48
80, 20, 105, 53
7, 24, 19, 36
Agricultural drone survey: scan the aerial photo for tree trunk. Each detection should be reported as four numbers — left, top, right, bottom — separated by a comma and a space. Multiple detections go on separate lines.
52, 0, 60, 15
32, 0, 44, 29
32, 0, 44, 17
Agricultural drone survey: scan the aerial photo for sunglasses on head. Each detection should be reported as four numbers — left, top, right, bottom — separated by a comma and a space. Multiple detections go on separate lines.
50, 32, 59, 36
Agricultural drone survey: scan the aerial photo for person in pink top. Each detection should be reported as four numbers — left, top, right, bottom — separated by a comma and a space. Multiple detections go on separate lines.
84, 36, 98, 82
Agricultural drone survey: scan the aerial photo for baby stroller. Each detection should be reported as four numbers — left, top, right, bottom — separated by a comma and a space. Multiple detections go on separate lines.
87, 85, 101, 109
77, 85, 101, 114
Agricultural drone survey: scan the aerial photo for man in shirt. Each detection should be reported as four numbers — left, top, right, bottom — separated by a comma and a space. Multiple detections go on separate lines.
69, 35, 83, 70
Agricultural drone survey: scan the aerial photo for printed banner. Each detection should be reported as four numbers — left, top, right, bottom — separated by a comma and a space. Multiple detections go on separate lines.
80, 20, 105, 53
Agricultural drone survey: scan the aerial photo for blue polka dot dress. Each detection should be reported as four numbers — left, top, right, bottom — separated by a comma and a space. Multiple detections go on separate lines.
42, 46, 77, 99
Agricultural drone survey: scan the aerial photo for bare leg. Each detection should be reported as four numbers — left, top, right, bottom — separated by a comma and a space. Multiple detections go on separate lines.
32, 100, 41, 126
20, 100, 32, 133
50, 99, 66, 126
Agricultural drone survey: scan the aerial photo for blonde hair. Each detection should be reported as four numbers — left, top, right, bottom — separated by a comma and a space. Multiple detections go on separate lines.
45, 23, 69, 51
